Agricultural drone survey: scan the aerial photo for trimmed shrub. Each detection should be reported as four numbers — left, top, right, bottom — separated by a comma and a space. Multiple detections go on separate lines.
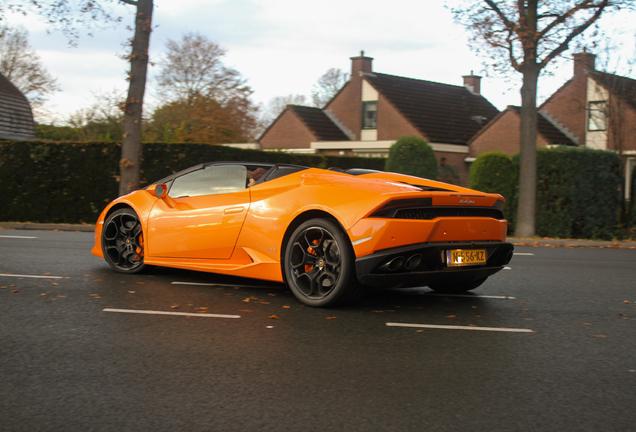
510, 147, 622, 240
0, 141, 384, 224
384, 136, 437, 180
469, 151, 517, 225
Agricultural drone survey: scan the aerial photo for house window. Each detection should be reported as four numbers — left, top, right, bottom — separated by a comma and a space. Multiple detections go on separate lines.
362, 101, 378, 129
588, 101, 607, 131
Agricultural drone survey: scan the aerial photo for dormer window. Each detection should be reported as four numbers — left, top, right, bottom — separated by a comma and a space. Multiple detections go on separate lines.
588, 101, 607, 131
362, 101, 378, 129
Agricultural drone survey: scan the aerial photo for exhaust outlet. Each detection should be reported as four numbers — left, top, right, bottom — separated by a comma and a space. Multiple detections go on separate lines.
405, 254, 422, 270
377, 257, 405, 273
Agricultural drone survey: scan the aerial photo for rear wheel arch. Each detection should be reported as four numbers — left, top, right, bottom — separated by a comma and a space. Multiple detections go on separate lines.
280, 211, 364, 307
280, 210, 348, 270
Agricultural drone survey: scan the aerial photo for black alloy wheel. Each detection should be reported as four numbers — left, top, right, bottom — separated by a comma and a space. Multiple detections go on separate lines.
102, 208, 147, 274
284, 218, 363, 307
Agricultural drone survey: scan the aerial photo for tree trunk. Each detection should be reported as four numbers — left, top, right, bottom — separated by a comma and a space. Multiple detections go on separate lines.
514, 65, 540, 238
119, 0, 153, 196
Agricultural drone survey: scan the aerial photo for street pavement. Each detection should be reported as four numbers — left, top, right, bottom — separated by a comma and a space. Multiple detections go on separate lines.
1, 229, 635, 431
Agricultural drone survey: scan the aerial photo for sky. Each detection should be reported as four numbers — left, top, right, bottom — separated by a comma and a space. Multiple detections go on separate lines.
3, 0, 636, 124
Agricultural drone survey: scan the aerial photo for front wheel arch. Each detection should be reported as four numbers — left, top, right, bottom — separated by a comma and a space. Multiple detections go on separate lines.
101, 207, 147, 274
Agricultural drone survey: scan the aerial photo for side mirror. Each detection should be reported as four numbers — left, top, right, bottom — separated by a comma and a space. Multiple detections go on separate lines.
155, 183, 168, 199
148, 183, 168, 199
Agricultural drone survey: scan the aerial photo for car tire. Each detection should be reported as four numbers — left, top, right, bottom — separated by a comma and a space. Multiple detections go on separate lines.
101, 208, 147, 274
429, 277, 487, 294
284, 218, 363, 307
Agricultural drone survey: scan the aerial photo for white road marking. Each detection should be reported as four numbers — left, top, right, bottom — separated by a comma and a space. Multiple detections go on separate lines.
386, 322, 535, 333
103, 308, 240, 319
0, 273, 63, 279
424, 293, 516, 299
504, 266, 512, 270
0, 235, 37, 239
514, 253, 534, 256
172, 281, 268, 289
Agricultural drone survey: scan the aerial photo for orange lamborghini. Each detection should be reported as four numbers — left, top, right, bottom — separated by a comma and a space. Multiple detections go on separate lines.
92, 162, 513, 307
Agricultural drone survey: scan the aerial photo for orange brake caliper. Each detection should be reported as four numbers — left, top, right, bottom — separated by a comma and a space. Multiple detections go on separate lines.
305, 240, 319, 273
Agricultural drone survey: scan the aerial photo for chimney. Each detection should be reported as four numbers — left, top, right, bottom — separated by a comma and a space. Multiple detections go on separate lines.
463, 71, 481, 95
350, 50, 373, 77
573, 51, 596, 77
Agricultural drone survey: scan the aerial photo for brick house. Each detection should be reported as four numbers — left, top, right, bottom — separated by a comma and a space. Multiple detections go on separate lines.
258, 53, 500, 186
468, 105, 576, 158
0, 72, 36, 140
469, 52, 636, 201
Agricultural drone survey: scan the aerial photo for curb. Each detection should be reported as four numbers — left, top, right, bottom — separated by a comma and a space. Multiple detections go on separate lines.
0, 222, 95, 233
1, 223, 635, 248
507, 237, 636, 249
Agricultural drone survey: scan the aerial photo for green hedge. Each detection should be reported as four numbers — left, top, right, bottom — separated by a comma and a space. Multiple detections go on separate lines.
469, 151, 516, 226
385, 136, 437, 180
513, 147, 622, 239
0, 141, 384, 224
469, 147, 622, 239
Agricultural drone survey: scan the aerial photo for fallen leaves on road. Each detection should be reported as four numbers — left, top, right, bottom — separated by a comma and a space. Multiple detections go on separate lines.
594, 335, 611, 338
445, 315, 456, 318
326, 317, 337, 320
283, 306, 291, 309
269, 315, 279, 319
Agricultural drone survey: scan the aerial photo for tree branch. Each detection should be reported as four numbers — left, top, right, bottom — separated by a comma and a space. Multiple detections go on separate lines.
538, 0, 598, 40
540, 1, 608, 68
119, 0, 138, 5
484, 0, 517, 30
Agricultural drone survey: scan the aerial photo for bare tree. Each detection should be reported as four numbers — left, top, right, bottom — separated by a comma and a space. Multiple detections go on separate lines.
450, 0, 632, 237
311, 68, 348, 107
118, 0, 152, 196
4, 0, 153, 196
156, 33, 248, 105
0, 24, 60, 111
260, 94, 307, 126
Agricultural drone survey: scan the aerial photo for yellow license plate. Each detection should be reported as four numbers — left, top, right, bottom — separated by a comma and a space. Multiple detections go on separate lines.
446, 249, 486, 267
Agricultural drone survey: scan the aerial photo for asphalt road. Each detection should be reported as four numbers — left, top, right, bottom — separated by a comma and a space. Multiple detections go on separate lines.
1, 230, 635, 432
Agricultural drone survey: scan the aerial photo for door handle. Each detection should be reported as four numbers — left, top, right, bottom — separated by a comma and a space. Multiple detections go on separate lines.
224, 206, 245, 215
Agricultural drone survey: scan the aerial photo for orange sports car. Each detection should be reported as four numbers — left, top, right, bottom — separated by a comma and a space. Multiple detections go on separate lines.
92, 162, 513, 307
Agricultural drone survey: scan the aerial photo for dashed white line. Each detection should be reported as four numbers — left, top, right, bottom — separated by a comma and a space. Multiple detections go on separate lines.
514, 253, 534, 256
0, 273, 63, 279
386, 322, 535, 333
424, 293, 516, 299
0, 235, 37, 239
172, 281, 268, 289
103, 308, 240, 319
504, 266, 512, 270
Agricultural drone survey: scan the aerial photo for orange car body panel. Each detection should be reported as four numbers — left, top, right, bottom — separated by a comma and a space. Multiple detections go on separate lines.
92, 167, 508, 283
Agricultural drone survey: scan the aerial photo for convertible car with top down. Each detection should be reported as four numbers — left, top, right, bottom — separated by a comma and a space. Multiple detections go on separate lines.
92, 162, 514, 307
